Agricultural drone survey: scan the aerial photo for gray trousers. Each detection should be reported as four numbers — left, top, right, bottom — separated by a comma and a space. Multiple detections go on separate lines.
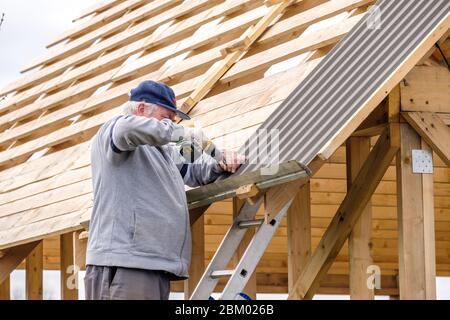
84, 265, 171, 300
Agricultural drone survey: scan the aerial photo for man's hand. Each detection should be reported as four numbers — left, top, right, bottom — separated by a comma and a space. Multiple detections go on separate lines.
218, 150, 246, 173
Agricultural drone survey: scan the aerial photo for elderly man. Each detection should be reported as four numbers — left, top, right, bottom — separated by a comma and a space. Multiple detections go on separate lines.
85, 80, 244, 300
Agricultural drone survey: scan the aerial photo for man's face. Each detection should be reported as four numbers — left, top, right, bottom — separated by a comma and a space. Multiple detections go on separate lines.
137, 102, 176, 121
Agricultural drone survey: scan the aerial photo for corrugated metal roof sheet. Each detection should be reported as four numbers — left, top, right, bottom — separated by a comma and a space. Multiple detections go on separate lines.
237, 0, 450, 175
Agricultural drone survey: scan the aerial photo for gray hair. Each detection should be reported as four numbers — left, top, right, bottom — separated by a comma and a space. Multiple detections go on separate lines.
122, 101, 158, 116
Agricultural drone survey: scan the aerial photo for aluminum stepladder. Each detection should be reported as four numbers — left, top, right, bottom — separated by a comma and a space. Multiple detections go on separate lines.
190, 192, 295, 300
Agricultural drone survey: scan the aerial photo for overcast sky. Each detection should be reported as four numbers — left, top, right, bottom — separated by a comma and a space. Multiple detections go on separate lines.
0, 0, 95, 89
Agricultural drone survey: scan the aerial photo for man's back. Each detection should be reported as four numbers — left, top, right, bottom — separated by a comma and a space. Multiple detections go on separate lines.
87, 115, 192, 279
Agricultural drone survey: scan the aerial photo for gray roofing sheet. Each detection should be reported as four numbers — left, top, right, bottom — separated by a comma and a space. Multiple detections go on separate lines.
236, 0, 450, 175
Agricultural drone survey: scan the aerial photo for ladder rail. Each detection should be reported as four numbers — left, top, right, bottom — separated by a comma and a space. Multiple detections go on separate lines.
190, 196, 264, 300
220, 199, 294, 300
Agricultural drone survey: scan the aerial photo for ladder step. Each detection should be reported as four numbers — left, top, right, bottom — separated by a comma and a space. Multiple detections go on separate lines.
211, 270, 234, 279
238, 219, 264, 229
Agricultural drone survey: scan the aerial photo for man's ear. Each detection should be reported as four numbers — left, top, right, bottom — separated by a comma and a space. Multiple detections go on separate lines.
137, 102, 146, 115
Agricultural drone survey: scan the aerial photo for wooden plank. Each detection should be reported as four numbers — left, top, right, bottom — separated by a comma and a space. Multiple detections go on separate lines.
400, 64, 450, 112
258, 0, 374, 45
288, 126, 400, 299
0, 0, 255, 114
318, 11, 450, 160
184, 215, 205, 299
73, 0, 125, 22
346, 137, 374, 300
0, 179, 92, 219
180, 0, 293, 114
60, 232, 78, 300
222, 13, 362, 83
388, 85, 401, 123
0, 165, 91, 208
0, 193, 92, 234
0, 141, 89, 194
41, 0, 147, 51
38, 0, 183, 66
0, 241, 40, 284
396, 123, 436, 299
1, 0, 257, 97
287, 181, 311, 294
25, 241, 43, 300
402, 111, 450, 167
0, 0, 338, 120
0, 206, 88, 250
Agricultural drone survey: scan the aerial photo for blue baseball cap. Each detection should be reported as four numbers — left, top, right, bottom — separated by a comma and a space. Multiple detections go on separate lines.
129, 80, 191, 120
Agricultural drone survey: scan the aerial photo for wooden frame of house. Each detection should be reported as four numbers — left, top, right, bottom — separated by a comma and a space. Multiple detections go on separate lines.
0, 0, 449, 300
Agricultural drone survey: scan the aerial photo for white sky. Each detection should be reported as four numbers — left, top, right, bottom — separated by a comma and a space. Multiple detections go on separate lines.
0, 0, 96, 89
1, 0, 449, 300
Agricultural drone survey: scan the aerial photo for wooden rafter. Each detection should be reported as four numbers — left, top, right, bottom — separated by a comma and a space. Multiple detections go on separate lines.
179, 0, 295, 115
288, 125, 400, 299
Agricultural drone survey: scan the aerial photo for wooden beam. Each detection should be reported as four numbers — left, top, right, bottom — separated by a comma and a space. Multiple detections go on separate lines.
346, 137, 374, 300
180, 0, 294, 115
0, 277, 9, 300
388, 84, 401, 123
25, 241, 43, 300
402, 111, 450, 167
352, 99, 388, 137
236, 184, 262, 205
189, 205, 211, 226
0, 241, 40, 284
264, 179, 304, 224
400, 64, 450, 113
396, 123, 436, 299
287, 181, 311, 294
232, 197, 257, 299
289, 126, 400, 300
184, 215, 205, 299
60, 233, 78, 300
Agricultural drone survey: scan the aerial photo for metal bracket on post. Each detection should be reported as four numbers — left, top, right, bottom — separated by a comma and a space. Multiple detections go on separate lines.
412, 149, 433, 174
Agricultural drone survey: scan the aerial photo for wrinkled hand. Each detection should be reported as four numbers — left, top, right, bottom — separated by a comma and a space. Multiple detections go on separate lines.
218, 150, 246, 173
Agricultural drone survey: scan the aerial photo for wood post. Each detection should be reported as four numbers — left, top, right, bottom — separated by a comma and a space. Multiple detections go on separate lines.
346, 137, 374, 300
396, 123, 436, 300
287, 181, 311, 294
184, 215, 205, 299
0, 277, 10, 300
233, 197, 257, 299
26, 241, 43, 300
60, 232, 78, 300
73, 231, 87, 271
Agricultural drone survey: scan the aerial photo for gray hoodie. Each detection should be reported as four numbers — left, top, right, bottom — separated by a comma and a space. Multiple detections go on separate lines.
86, 114, 223, 280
